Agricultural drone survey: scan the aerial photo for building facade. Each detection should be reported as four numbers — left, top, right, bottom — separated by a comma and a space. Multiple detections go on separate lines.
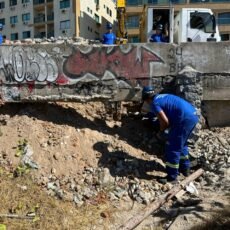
0, 0, 116, 41
126, 0, 230, 42
79, 0, 116, 40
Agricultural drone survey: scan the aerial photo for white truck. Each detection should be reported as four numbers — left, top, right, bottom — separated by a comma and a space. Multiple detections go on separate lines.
141, 7, 221, 43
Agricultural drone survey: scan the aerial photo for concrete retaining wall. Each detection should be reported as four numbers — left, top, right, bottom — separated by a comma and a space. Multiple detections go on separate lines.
0, 43, 230, 126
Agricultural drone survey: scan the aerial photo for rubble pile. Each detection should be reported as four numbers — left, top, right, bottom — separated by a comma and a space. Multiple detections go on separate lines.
8, 37, 101, 45
190, 128, 230, 188
35, 128, 229, 207
0, 104, 229, 208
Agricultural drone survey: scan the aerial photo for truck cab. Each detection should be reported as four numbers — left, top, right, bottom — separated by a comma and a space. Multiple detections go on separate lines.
141, 6, 221, 43
174, 8, 221, 43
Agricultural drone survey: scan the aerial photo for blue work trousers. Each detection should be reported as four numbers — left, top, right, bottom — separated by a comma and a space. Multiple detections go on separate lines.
165, 115, 199, 180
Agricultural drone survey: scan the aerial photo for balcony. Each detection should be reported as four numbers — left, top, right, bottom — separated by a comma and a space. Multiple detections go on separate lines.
218, 18, 230, 25
33, 0, 45, 5
47, 13, 54, 21
47, 31, 54, 38
126, 0, 230, 6
34, 15, 45, 23
34, 32, 46, 38
126, 0, 187, 6
190, 0, 230, 2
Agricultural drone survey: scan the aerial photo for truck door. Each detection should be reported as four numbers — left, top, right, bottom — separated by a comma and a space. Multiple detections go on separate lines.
186, 10, 217, 42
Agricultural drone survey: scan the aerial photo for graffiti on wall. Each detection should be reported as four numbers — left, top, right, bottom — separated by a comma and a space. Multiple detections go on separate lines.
0, 44, 165, 101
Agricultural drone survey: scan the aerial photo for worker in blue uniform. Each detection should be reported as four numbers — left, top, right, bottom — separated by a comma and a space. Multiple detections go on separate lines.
142, 86, 199, 184
102, 23, 116, 45
0, 23, 3, 45
150, 24, 168, 43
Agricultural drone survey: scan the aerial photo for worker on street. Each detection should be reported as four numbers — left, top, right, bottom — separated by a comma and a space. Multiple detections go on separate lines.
0, 23, 3, 45
102, 23, 116, 45
150, 24, 168, 43
142, 86, 199, 184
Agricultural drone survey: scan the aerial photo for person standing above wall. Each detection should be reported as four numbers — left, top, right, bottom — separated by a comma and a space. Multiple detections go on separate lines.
102, 23, 116, 45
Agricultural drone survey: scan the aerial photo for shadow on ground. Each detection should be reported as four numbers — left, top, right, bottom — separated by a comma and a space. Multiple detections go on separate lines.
0, 102, 164, 157
93, 141, 165, 180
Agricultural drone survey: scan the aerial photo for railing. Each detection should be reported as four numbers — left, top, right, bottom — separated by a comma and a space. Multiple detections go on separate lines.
126, 22, 139, 29
47, 13, 54, 21
33, 0, 45, 5
191, 0, 230, 2
34, 15, 45, 23
126, 0, 187, 6
218, 17, 230, 25
126, 0, 230, 6
34, 32, 46, 38
47, 31, 54, 37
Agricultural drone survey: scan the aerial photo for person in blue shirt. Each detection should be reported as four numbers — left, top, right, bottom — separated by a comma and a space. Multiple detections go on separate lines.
142, 86, 199, 184
0, 23, 3, 45
102, 23, 116, 45
150, 24, 168, 43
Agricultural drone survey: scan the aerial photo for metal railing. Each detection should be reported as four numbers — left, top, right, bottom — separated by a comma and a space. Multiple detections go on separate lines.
126, 0, 230, 6
218, 17, 230, 25
34, 15, 45, 23
191, 0, 230, 2
33, 0, 45, 5
47, 13, 54, 21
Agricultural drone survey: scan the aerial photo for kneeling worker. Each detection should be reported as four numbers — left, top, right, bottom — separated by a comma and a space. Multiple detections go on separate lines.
142, 86, 199, 183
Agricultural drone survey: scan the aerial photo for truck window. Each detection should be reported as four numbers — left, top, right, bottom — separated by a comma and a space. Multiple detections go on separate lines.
190, 12, 216, 33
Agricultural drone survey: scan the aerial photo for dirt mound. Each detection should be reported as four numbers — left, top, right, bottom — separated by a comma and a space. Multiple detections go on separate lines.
0, 102, 229, 229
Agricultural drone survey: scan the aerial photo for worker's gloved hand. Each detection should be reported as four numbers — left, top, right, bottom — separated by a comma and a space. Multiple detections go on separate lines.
156, 129, 169, 143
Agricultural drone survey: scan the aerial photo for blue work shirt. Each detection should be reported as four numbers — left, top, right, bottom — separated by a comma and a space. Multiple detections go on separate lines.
0, 34, 3, 45
150, 34, 167, 43
103, 32, 116, 45
151, 94, 197, 125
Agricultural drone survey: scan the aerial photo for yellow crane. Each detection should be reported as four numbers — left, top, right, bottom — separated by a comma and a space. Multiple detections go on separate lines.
116, 0, 128, 44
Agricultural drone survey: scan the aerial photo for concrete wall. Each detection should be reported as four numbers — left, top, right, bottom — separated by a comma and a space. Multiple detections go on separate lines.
0, 42, 229, 126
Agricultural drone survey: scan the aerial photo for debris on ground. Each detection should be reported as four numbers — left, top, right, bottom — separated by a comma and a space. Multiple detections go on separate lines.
0, 102, 229, 229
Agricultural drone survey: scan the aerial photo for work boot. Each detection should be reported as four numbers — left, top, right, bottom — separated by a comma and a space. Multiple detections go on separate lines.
157, 176, 178, 185
180, 169, 190, 177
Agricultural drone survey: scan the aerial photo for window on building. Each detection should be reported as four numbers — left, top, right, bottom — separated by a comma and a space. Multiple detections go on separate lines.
0, 2, 5, 9
22, 30, 31, 38
87, 7, 90, 13
60, 20, 70, 30
11, 33, 18, 40
220, 34, 230, 41
106, 7, 109, 15
94, 14, 100, 23
60, 0, 70, 9
10, 16, 18, 24
218, 12, 230, 25
22, 0, 30, 3
0, 18, 5, 25
110, 10, 112, 17
10, 0, 17, 6
126, 15, 139, 29
22, 13, 30, 21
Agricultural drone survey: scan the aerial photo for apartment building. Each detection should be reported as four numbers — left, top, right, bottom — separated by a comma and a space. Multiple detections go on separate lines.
126, 0, 230, 42
79, 0, 116, 40
0, 0, 116, 41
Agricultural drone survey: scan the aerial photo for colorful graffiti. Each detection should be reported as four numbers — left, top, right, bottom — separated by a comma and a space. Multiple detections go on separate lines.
0, 45, 164, 84
0, 44, 166, 101
63, 46, 164, 80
